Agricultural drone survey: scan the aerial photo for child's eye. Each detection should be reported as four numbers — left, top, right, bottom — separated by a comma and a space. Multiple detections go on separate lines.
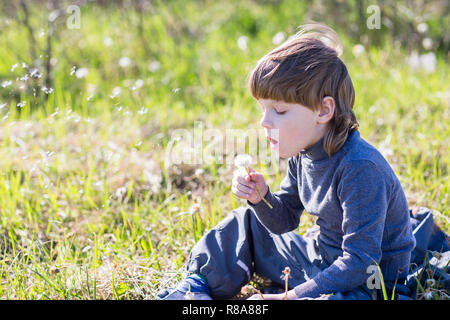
275, 110, 286, 115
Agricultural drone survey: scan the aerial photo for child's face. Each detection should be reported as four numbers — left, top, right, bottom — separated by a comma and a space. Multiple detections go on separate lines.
258, 99, 326, 159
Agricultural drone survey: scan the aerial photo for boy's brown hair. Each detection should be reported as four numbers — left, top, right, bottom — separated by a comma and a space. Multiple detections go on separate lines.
248, 23, 359, 157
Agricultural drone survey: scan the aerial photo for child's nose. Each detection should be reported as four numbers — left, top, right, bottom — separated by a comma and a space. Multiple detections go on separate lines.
260, 113, 273, 128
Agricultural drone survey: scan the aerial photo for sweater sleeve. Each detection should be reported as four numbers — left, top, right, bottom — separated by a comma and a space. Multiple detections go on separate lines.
294, 160, 389, 298
247, 156, 304, 234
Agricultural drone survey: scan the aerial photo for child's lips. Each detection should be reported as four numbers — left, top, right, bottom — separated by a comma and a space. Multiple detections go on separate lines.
267, 136, 278, 144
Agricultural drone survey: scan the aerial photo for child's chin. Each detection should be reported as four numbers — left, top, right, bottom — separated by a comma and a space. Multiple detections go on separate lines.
277, 152, 291, 159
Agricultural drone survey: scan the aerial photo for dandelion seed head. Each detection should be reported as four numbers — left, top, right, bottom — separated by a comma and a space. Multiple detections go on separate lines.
103, 37, 113, 47
110, 86, 122, 98
148, 60, 160, 72
134, 79, 144, 89
119, 56, 132, 68
234, 154, 252, 168
417, 22, 428, 34
422, 38, 433, 50
1, 80, 12, 88
75, 67, 88, 79
237, 36, 248, 51
426, 278, 436, 288
185, 291, 195, 300
352, 44, 365, 57
272, 31, 286, 45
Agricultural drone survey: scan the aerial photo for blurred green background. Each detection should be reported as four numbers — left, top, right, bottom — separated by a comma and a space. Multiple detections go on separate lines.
0, 0, 448, 299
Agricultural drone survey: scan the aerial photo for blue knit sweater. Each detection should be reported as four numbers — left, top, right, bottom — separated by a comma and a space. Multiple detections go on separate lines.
248, 130, 416, 298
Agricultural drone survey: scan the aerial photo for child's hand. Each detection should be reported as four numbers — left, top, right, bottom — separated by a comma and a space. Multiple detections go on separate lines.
232, 166, 268, 205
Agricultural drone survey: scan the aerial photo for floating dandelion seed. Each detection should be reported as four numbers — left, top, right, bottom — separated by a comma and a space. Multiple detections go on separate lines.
234, 154, 273, 209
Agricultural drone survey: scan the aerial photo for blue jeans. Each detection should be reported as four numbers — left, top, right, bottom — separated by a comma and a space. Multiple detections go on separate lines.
186, 206, 373, 300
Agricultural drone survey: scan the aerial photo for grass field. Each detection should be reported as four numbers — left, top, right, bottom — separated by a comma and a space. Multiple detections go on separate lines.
0, 0, 448, 299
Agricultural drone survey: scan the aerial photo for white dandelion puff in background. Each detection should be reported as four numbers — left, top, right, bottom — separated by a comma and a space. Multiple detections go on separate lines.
148, 60, 160, 72
119, 56, 131, 68
237, 36, 248, 51
272, 31, 285, 45
75, 67, 88, 79
422, 38, 433, 50
416, 22, 428, 34
110, 86, 122, 98
103, 37, 113, 47
134, 79, 144, 89
352, 44, 365, 57
1, 80, 12, 88
406, 52, 436, 74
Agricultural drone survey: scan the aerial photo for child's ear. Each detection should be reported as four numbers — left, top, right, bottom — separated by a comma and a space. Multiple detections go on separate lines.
317, 96, 335, 124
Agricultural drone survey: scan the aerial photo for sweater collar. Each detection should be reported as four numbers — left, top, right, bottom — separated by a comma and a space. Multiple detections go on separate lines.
299, 136, 328, 161
299, 130, 359, 161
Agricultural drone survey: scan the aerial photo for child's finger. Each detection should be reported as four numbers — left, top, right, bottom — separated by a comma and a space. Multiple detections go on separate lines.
231, 185, 250, 199
237, 182, 254, 195
237, 176, 255, 188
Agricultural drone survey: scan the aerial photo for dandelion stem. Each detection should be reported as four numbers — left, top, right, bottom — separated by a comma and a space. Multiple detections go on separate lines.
282, 267, 291, 300
245, 167, 273, 209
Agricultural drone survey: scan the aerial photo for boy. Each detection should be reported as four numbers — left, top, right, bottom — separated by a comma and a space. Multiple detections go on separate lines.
157, 23, 416, 300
